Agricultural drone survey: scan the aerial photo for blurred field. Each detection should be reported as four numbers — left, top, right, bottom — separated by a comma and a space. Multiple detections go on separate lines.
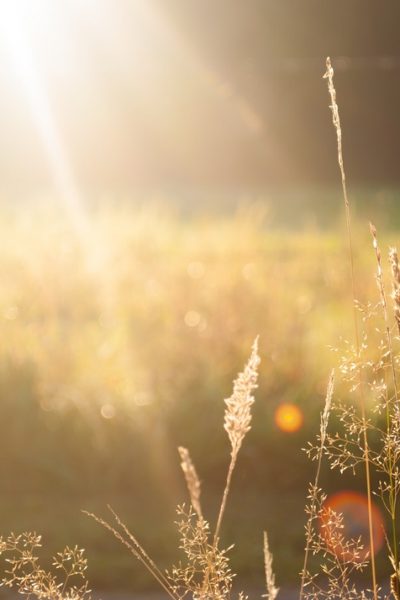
0, 192, 398, 590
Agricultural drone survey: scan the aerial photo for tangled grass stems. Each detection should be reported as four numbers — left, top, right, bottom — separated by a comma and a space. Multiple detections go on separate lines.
0, 533, 91, 600
324, 56, 378, 599
169, 505, 236, 600
299, 370, 334, 600
84, 339, 261, 600
370, 223, 400, 568
300, 490, 370, 600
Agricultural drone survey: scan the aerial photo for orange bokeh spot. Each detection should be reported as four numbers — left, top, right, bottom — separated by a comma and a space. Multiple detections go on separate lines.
320, 491, 385, 561
274, 403, 303, 433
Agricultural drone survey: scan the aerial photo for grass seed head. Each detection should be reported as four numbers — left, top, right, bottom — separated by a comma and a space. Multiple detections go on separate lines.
389, 247, 400, 335
224, 337, 260, 457
263, 531, 279, 600
178, 446, 203, 518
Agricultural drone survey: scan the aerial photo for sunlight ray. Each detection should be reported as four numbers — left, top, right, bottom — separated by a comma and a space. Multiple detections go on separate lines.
0, 2, 90, 242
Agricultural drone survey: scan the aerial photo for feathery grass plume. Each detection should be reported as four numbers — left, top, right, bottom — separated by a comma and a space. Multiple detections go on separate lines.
320, 371, 334, 445
324, 56, 378, 600
263, 531, 278, 600
224, 336, 260, 457
214, 337, 260, 543
370, 223, 387, 317
389, 247, 400, 336
323, 58, 345, 193
300, 370, 334, 600
83, 507, 178, 600
178, 446, 203, 518
0, 533, 91, 600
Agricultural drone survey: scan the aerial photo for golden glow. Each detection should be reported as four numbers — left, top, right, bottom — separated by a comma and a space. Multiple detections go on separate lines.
320, 491, 385, 561
0, 0, 93, 245
0, 0, 271, 194
274, 403, 303, 433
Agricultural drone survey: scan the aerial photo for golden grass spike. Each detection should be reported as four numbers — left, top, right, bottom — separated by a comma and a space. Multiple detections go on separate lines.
224, 336, 260, 457
263, 531, 279, 600
214, 337, 260, 544
178, 446, 203, 518
320, 369, 334, 445
370, 222, 387, 314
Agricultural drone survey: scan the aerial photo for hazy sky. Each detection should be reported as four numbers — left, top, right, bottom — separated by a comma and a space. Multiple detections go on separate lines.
0, 0, 399, 194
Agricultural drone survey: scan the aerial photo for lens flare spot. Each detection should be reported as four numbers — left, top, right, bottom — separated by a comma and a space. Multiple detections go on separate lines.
184, 310, 201, 328
100, 403, 116, 419
274, 403, 303, 433
320, 491, 385, 561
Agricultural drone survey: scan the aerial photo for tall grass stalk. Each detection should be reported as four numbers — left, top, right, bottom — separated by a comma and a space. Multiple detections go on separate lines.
324, 56, 378, 599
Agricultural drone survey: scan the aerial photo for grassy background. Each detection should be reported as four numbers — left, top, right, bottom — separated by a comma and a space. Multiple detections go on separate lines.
0, 188, 398, 590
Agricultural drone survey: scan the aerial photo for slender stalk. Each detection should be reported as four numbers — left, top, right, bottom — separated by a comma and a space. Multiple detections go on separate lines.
83, 510, 179, 600
324, 56, 378, 599
204, 456, 238, 599
60, 572, 71, 597
213, 454, 237, 546
106, 504, 175, 594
